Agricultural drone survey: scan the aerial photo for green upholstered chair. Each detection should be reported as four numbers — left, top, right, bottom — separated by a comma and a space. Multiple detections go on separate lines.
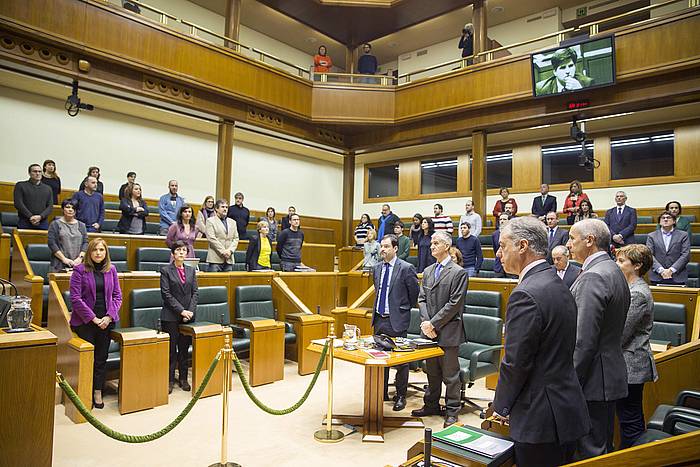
476, 258, 498, 278
457, 313, 504, 412
270, 251, 281, 271
195, 286, 250, 353
687, 262, 699, 288
465, 290, 501, 317
647, 390, 700, 435
634, 233, 648, 245
135, 247, 170, 272
1, 212, 19, 234
193, 249, 209, 272
692, 234, 700, 248
637, 215, 653, 224
234, 285, 295, 345
478, 235, 492, 246
129, 288, 163, 331
103, 201, 120, 211
145, 222, 161, 235
651, 302, 687, 347
26, 244, 51, 324
101, 219, 118, 233
108, 246, 129, 272
405, 256, 418, 268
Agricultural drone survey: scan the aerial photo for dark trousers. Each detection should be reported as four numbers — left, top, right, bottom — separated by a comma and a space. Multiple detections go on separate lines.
162, 321, 192, 382
73, 322, 112, 392
17, 217, 48, 230
515, 441, 576, 467
616, 383, 646, 449
373, 315, 408, 398
576, 400, 616, 460
209, 263, 232, 273
424, 346, 461, 416
281, 261, 301, 272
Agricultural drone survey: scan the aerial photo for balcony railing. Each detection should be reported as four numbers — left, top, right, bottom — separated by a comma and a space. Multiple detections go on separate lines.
108, 0, 696, 87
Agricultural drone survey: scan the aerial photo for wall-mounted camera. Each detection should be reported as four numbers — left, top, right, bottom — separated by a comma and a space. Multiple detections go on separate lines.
571, 118, 598, 170
65, 80, 94, 117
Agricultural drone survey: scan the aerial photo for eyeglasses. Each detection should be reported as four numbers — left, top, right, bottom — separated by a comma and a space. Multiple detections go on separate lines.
660, 216, 673, 220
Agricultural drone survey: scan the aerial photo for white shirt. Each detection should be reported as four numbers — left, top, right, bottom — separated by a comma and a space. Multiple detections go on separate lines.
376, 256, 397, 316
518, 259, 547, 283
582, 250, 609, 271
557, 263, 569, 280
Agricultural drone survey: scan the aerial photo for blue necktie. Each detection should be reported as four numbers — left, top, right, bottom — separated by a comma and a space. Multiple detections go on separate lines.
377, 262, 390, 316
617, 207, 622, 220
435, 263, 443, 281
549, 228, 555, 243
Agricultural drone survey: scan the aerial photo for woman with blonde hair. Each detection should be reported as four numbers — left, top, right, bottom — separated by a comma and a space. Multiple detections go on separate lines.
245, 219, 274, 271
196, 196, 216, 237
563, 180, 589, 225
69, 238, 121, 408
362, 227, 380, 270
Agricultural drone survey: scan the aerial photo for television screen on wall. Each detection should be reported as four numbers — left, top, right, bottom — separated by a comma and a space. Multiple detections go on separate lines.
531, 36, 615, 98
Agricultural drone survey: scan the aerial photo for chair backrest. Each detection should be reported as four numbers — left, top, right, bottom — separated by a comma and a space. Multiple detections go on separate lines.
478, 235, 492, 246
480, 258, 495, 272
407, 307, 422, 338
637, 215, 653, 224
235, 285, 274, 320
405, 256, 418, 268
1, 212, 18, 233
196, 286, 230, 325
101, 219, 118, 233
108, 245, 129, 272
652, 302, 687, 346
26, 244, 52, 283
680, 215, 696, 223
145, 222, 161, 235
135, 247, 171, 272
687, 263, 699, 288
634, 234, 648, 245
459, 314, 503, 364
103, 201, 120, 211
485, 219, 493, 227
130, 288, 163, 330
465, 290, 501, 317
233, 251, 246, 264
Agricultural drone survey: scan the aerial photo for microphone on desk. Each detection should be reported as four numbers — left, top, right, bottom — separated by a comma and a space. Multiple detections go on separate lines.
157, 318, 162, 333
424, 427, 432, 467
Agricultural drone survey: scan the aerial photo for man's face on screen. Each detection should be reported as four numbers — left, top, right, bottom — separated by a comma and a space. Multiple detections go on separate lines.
554, 59, 576, 84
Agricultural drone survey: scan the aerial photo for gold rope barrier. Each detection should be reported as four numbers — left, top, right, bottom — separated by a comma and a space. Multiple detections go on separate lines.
209, 334, 240, 467
314, 324, 344, 443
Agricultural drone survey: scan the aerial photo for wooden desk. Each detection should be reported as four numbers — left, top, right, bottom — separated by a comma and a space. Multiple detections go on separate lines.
0, 232, 10, 279
0, 324, 57, 467
308, 342, 444, 443
179, 323, 232, 398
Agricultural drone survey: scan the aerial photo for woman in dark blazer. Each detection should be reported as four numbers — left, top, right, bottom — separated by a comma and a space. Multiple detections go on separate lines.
117, 183, 149, 234
160, 240, 198, 393
615, 244, 658, 449
416, 217, 436, 273
245, 220, 274, 271
70, 238, 122, 409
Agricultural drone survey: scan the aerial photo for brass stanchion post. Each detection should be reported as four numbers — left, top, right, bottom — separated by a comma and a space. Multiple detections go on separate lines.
314, 324, 344, 443
210, 335, 240, 467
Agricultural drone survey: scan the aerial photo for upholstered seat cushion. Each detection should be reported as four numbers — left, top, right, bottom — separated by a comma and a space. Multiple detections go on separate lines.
651, 302, 687, 346
465, 290, 500, 317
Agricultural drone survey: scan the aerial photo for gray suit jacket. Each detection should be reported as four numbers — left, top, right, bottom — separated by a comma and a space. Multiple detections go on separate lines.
418, 260, 468, 347
646, 229, 691, 283
494, 262, 589, 444
570, 253, 629, 401
205, 216, 239, 264
623, 278, 658, 384
371, 258, 419, 333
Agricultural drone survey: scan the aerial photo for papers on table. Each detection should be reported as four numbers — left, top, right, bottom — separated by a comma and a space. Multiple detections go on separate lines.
433, 425, 513, 458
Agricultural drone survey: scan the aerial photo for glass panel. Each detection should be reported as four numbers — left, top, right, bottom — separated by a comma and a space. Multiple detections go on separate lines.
368, 164, 399, 198
421, 158, 458, 194
541, 141, 594, 185
610, 131, 674, 180
486, 151, 513, 189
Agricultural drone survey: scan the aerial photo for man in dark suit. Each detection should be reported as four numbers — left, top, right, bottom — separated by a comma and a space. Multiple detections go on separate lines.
531, 183, 557, 220
551, 245, 581, 288
492, 214, 510, 277
493, 217, 589, 467
411, 231, 468, 428
567, 219, 630, 459
604, 191, 637, 248
372, 234, 419, 411
646, 211, 691, 285
545, 211, 569, 263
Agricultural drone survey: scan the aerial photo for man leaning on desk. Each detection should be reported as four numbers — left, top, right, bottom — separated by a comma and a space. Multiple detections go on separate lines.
493, 217, 590, 467
371, 233, 419, 412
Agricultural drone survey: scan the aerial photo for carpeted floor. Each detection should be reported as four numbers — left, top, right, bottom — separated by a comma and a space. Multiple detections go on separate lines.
53, 358, 494, 467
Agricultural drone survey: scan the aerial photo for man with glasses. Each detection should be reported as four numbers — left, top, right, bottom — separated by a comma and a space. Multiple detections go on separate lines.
646, 211, 691, 285
14, 164, 53, 229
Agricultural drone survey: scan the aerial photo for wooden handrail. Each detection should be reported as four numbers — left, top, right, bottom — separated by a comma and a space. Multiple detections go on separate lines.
12, 230, 34, 277
251, 48, 310, 76
349, 284, 375, 309
128, 0, 178, 23
577, 0, 689, 33
349, 258, 366, 272
272, 276, 313, 315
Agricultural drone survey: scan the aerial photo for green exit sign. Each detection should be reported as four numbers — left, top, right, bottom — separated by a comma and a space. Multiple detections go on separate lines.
577, 6, 588, 17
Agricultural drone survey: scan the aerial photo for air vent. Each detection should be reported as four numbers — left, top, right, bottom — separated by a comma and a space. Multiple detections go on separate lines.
400, 54, 412, 61
542, 8, 557, 18
526, 14, 543, 23
416, 49, 428, 56
589, 0, 621, 11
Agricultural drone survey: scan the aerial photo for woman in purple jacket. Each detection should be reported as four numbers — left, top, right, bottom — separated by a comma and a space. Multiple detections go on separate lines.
70, 238, 122, 409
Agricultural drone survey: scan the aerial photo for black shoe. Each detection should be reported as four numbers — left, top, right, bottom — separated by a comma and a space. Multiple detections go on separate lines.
393, 396, 407, 412
92, 400, 104, 409
411, 406, 442, 417
169, 381, 174, 394
443, 415, 458, 428
383, 393, 391, 402
180, 380, 191, 391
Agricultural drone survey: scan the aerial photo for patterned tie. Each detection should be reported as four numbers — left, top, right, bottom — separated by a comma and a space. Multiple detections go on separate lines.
435, 263, 443, 281
377, 262, 390, 317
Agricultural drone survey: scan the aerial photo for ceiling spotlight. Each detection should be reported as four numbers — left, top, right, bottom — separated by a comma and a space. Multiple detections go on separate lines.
388, 42, 398, 48
305, 37, 318, 44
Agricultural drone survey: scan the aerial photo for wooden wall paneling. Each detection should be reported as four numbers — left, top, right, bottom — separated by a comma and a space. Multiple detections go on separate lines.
0, 0, 88, 43
472, 131, 487, 222
276, 272, 338, 316
594, 135, 612, 185
338, 247, 364, 272
311, 86, 395, 123
457, 153, 471, 193
511, 144, 541, 193
398, 159, 420, 199
342, 151, 355, 247
346, 271, 374, 306
675, 124, 700, 177
300, 242, 335, 272
0, 233, 10, 280
216, 121, 234, 201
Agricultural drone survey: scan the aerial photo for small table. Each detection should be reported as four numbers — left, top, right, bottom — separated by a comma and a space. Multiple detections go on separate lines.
308, 341, 444, 443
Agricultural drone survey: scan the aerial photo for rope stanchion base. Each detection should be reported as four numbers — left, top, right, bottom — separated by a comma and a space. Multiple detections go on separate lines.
313, 428, 344, 443
208, 462, 241, 467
